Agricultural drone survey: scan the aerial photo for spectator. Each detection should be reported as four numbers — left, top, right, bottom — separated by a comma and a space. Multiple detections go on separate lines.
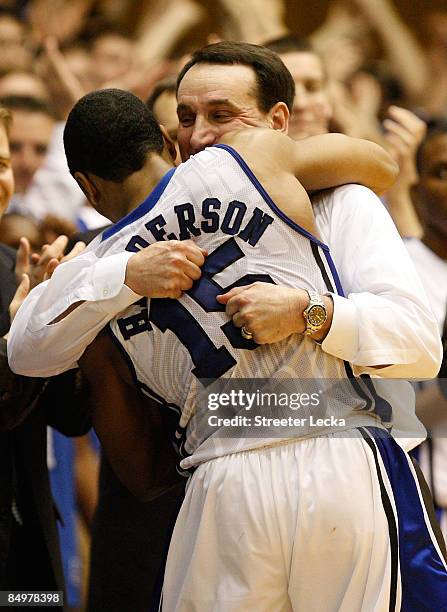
1, 96, 55, 212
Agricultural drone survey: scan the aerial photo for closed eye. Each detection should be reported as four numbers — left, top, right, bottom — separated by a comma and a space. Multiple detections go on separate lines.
178, 115, 195, 127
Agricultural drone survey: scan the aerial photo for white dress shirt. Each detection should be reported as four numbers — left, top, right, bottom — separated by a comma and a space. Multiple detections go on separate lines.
8, 184, 442, 385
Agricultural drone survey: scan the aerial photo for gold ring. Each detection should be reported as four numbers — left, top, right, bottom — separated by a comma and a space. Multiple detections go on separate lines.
241, 326, 253, 340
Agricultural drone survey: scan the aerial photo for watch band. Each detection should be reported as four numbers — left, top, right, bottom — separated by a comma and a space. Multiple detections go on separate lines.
303, 289, 327, 336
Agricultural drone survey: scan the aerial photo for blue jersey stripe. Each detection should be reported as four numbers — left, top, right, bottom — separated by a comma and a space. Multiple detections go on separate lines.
214, 143, 330, 251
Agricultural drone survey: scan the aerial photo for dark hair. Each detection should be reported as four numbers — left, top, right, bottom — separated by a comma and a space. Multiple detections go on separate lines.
146, 77, 177, 112
64, 88, 164, 181
416, 119, 447, 175
264, 35, 313, 55
176, 41, 295, 113
0, 106, 11, 135
0, 95, 55, 118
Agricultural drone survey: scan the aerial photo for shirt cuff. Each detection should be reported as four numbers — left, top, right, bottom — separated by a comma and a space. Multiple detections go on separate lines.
321, 293, 359, 362
91, 251, 135, 301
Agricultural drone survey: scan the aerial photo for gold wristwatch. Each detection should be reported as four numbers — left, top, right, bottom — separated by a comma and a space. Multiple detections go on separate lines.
303, 289, 327, 336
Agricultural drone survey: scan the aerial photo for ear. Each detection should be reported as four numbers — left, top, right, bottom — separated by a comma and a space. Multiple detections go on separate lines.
268, 102, 289, 133
74, 171, 99, 207
159, 124, 178, 165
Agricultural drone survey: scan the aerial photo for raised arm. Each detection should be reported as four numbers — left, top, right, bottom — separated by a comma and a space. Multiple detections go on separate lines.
286, 132, 398, 194
225, 129, 398, 195
221, 128, 398, 194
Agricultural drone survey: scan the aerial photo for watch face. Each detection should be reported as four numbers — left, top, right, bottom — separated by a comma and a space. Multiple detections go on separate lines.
308, 305, 326, 326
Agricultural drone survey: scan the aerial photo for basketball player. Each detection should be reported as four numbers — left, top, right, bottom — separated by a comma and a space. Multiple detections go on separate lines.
8, 74, 446, 610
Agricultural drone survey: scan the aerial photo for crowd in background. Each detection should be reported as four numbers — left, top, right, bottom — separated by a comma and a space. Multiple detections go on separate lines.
0, 0, 446, 610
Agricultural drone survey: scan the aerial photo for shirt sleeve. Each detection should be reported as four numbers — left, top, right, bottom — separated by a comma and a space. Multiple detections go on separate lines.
7, 247, 141, 377
314, 185, 442, 379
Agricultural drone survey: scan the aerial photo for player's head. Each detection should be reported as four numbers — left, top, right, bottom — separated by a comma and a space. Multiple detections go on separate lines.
64, 89, 176, 214
265, 35, 332, 141
414, 120, 447, 240
176, 41, 295, 160
0, 105, 14, 220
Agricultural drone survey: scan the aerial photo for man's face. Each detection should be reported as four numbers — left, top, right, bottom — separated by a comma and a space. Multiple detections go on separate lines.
177, 63, 275, 161
0, 16, 31, 71
0, 124, 14, 219
280, 51, 331, 141
417, 133, 447, 237
9, 110, 54, 194
91, 34, 133, 84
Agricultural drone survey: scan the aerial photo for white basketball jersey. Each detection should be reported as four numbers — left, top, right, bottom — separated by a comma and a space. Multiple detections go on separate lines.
96, 145, 390, 469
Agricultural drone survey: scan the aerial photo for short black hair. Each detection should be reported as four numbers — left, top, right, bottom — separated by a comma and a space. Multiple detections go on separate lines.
177, 41, 295, 113
416, 119, 447, 175
0, 95, 55, 118
264, 35, 314, 55
64, 88, 164, 182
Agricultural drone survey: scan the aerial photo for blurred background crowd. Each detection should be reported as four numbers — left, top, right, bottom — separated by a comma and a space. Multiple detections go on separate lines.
0, 0, 446, 245
0, 0, 446, 610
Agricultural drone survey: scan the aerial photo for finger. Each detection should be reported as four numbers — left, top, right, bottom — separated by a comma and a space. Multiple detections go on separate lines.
388, 105, 426, 132
43, 258, 59, 281
232, 311, 247, 328
62, 241, 86, 262
167, 288, 183, 299
385, 133, 408, 160
383, 119, 413, 148
178, 273, 194, 292
16, 273, 30, 299
38, 235, 69, 266
224, 294, 247, 318
181, 243, 206, 267
30, 253, 40, 264
179, 259, 202, 281
216, 284, 253, 304
15, 237, 30, 270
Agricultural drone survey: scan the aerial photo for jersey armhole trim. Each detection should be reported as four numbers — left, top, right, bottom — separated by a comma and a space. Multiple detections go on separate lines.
214, 143, 329, 252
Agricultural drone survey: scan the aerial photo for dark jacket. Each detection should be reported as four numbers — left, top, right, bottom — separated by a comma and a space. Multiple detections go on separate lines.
0, 242, 91, 596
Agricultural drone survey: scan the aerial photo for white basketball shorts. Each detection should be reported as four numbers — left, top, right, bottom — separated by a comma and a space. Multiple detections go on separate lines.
161, 427, 447, 611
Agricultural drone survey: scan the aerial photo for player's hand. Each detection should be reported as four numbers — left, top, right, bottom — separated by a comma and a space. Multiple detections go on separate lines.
125, 240, 206, 298
217, 283, 309, 344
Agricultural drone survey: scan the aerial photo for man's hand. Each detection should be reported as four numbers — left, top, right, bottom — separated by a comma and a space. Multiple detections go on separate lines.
217, 283, 307, 344
383, 105, 427, 184
383, 106, 426, 238
125, 240, 206, 298
15, 235, 86, 288
15, 235, 68, 289
43, 240, 86, 281
217, 283, 334, 344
